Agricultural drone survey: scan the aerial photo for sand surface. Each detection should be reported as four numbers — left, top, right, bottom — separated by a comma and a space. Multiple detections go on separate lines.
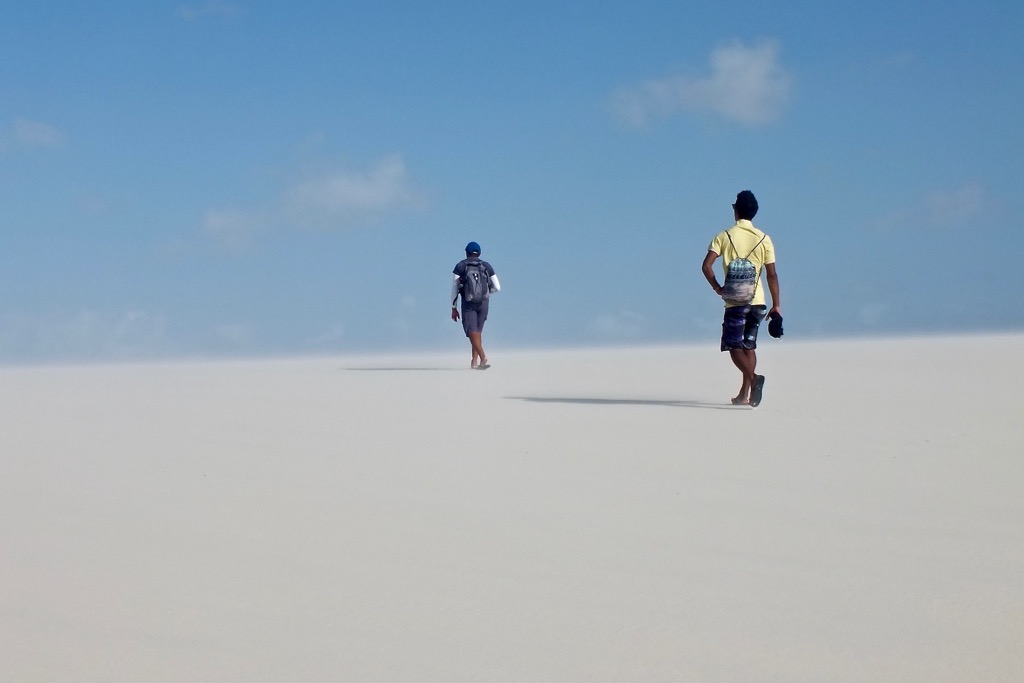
1, 334, 1022, 682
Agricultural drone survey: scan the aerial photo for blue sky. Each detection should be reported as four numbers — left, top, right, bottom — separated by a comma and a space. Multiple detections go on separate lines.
1, 1, 1021, 362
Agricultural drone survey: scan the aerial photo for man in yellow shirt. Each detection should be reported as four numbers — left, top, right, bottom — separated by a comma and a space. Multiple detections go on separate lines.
701, 190, 782, 407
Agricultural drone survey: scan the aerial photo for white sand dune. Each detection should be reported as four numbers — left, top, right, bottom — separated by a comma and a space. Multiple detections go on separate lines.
1, 334, 1022, 682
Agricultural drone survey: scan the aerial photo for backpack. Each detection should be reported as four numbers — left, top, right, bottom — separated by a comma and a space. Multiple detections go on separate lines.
460, 260, 490, 304
721, 231, 767, 305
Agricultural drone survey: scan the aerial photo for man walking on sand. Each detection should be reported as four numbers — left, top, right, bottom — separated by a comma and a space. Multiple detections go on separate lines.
701, 190, 781, 407
451, 241, 500, 369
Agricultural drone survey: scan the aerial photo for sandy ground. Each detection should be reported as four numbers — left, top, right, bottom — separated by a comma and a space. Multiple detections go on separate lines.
1, 333, 1022, 682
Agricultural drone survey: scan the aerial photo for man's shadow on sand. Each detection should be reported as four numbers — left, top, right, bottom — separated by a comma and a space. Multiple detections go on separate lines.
344, 367, 461, 372
506, 396, 746, 411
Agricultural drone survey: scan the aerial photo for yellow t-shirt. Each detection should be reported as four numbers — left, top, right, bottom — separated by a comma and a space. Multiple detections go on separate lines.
708, 220, 776, 307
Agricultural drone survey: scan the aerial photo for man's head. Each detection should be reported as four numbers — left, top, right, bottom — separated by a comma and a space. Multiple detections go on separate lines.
465, 241, 482, 257
732, 190, 758, 220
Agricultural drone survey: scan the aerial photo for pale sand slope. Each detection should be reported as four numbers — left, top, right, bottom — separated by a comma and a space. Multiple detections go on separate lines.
1, 333, 1021, 682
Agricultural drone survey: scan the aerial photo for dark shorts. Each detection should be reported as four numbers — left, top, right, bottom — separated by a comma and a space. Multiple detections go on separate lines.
721, 305, 767, 351
461, 299, 489, 336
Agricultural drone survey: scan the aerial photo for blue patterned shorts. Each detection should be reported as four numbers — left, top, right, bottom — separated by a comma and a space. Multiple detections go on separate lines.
721, 305, 767, 351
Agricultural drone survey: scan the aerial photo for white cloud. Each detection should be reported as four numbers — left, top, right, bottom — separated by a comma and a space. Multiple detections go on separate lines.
202, 207, 268, 250
178, 2, 242, 21
204, 154, 422, 247
285, 155, 417, 218
15, 119, 66, 146
874, 182, 991, 231
612, 40, 793, 128
922, 182, 987, 227
0, 118, 67, 150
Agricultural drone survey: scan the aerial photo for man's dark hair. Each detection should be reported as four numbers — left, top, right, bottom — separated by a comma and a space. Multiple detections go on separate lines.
733, 190, 759, 220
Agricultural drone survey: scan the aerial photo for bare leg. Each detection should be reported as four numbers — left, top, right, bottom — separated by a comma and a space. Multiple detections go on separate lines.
728, 348, 757, 403
468, 332, 487, 368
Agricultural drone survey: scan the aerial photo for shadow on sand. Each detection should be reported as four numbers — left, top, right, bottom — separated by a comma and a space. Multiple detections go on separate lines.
505, 396, 746, 411
343, 367, 461, 372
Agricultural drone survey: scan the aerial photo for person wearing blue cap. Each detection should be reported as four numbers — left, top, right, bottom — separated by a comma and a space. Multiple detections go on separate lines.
701, 191, 782, 407
451, 241, 500, 369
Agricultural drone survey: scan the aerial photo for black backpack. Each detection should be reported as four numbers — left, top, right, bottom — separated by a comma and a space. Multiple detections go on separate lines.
461, 260, 490, 304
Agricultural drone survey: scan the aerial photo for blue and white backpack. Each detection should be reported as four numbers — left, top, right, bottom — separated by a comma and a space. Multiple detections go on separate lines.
721, 231, 766, 305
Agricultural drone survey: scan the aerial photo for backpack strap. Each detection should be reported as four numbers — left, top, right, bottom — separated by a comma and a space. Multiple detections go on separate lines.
746, 234, 766, 259
725, 230, 738, 254
727, 229, 766, 259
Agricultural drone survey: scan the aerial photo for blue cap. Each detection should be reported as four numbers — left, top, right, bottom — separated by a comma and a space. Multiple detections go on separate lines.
465, 241, 481, 255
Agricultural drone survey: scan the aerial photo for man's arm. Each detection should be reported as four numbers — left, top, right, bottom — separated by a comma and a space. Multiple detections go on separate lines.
489, 274, 501, 292
450, 275, 461, 321
701, 251, 723, 296
765, 262, 781, 316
